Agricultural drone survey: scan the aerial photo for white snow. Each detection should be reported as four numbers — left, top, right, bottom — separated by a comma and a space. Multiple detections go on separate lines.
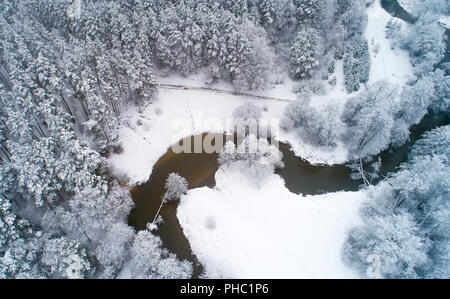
116, 265, 132, 279
177, 165, 365, 278
366, 0, 415, 86
397, 0, 420, 14
157, 68, 298, 101
440, 15, 450, 29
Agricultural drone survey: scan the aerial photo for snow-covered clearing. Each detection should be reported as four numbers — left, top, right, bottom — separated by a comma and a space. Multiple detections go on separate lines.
177, 165, 365, 278
366, 0, 414, 85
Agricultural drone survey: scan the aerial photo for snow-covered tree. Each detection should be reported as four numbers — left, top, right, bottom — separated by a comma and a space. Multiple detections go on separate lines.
404, 14, 446, 75
347, 157, 382, 187
163, 173, 189, 202
128, 230, 192, 279
149, 173, 189, 230
289, 27, 320, 79
231, 20, 275, 90
41, 237, 91, 279
385, 18, 405, 50
95, 223, 135, 278
344, 125, 450, 278
222, 0, 249, 17
1, 188, 91, 279
343, 39, 371, 93
293, 0, 319, 24
283, 98, 339, 147
233, 102, 262, 135
233, 103, 263, 122
428, 69, 450, 113
342, 82, 398, 158
397, 77, 434, 126
338, 0, 368, 44
218, 134, 284, 180
258, 0, 275, 26
410, 125, 450, 165
343, 206, 431, 278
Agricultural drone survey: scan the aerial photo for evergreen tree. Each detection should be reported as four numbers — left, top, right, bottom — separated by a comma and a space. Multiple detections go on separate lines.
289, 27, 320, 79
293, 0, 319, 24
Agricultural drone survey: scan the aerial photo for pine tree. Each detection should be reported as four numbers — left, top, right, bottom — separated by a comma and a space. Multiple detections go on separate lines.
289, 27, 320, 79
293, 0, 319, 24
343, 39, 371, 93
222, 0, 249, 17
258, 0, 275, 26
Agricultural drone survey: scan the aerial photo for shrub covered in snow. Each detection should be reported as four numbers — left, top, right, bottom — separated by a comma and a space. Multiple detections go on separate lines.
232, 103, 262, 124
128, 231, 192, 279
283, 98, 339, 148
218, 134, 284, 180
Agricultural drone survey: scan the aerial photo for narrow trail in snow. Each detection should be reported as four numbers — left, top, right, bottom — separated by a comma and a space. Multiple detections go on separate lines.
158, 84, 293, 103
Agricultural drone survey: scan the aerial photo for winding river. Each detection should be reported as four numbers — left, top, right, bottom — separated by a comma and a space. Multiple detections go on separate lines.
128, 2, 450, 277
129, 110, 448, 277
128, 133, 362, 277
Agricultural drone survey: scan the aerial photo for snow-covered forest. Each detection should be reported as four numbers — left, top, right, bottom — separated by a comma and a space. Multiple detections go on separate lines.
0, 0, 449, 279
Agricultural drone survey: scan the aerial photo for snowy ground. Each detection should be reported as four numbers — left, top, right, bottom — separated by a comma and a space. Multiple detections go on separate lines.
440, 15, 450, 29
397, 0, 420, 15
109, 0, 415, 279
366, 0, 414, 86
177, 165, 365, 278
